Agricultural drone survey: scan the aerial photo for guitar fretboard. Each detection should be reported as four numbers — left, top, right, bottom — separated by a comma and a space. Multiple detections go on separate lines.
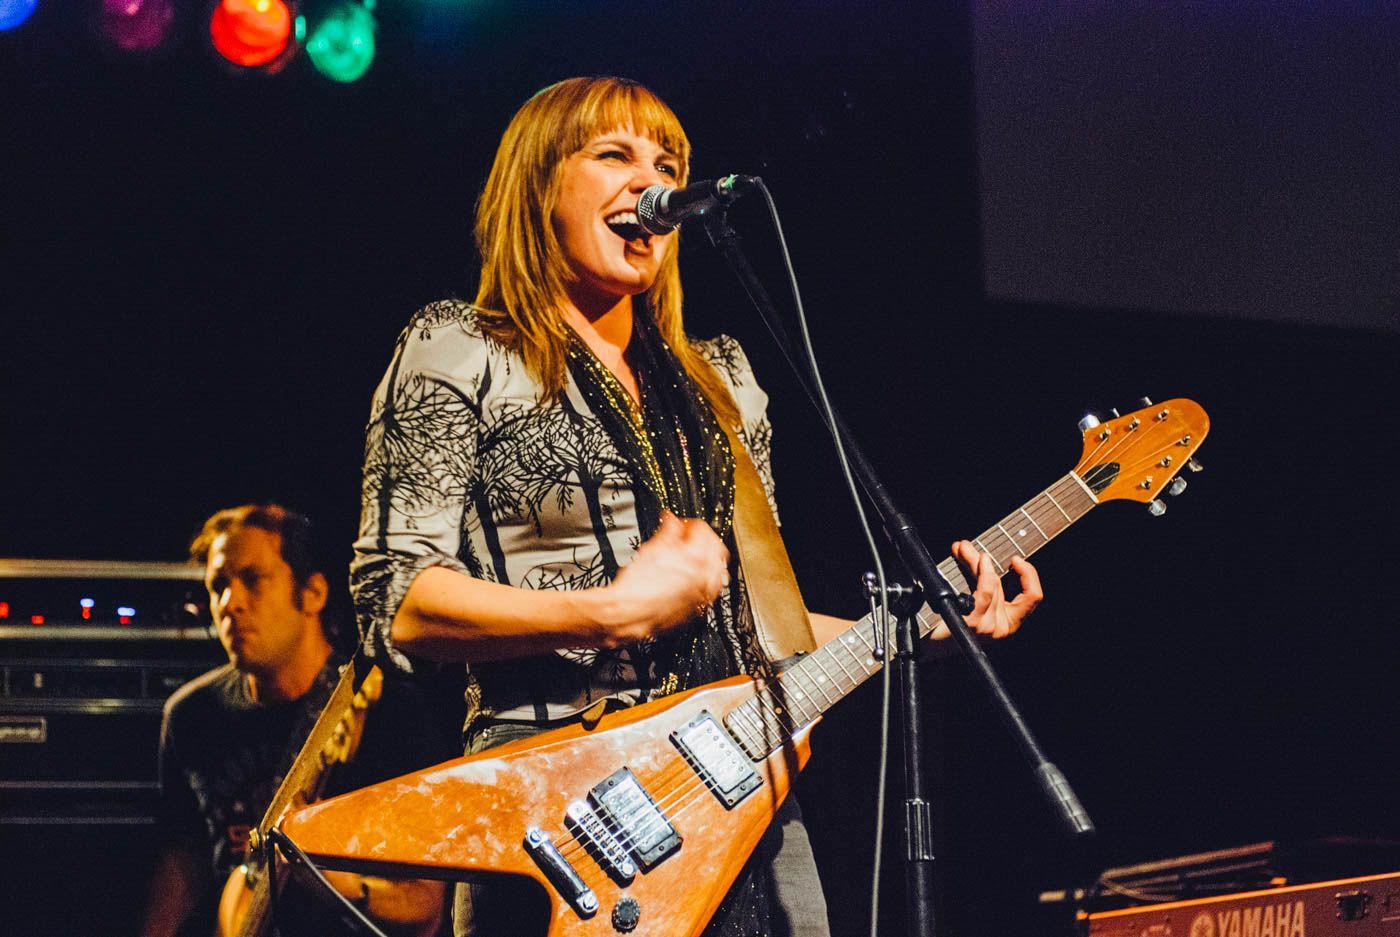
723, 471, 1098, 760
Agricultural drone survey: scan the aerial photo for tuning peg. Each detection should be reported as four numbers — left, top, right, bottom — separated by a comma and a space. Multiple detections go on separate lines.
1077, 413, 1102, 433
1166, 477, 1188, 496
1148, 499, 1167, 516
1187, 458, 1204, 473
1135, 397, 1153, 408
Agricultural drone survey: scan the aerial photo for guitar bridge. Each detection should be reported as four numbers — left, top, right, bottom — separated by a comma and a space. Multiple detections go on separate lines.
565, 800, 636, 884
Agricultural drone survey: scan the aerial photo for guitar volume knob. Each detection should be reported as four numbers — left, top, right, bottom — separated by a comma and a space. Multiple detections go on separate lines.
612, 896, 641, 933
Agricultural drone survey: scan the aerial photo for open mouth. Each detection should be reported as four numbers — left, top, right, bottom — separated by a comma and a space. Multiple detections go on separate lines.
605, 210, 649, 243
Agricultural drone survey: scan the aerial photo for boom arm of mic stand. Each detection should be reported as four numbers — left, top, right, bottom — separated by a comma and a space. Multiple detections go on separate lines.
701, 207, 1095, 839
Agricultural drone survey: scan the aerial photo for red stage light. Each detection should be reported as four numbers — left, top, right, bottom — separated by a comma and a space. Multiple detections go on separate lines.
210, 0, 292, 67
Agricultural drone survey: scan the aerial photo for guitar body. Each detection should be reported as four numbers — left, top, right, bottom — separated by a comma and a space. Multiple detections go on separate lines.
217, 865, 253, 937
281, 675, 815, 937
217, 665, 386, 937
277, 399, 1211, 937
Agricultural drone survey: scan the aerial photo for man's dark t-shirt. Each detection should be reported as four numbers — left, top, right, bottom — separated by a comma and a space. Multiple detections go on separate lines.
157, 657, 452, 933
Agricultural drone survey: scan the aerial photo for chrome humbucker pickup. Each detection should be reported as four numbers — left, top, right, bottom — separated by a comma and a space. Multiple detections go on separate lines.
671, 710, 762, 809
590, 767, 681, 871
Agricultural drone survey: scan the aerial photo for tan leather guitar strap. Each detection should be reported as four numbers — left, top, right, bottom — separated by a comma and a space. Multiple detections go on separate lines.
723, 424, 818, 660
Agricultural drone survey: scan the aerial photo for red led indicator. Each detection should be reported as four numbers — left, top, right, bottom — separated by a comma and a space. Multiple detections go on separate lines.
119, 615, 132, 624
0, 601, 8, 619
82, 608, 92, 620
31, 615, 45, 625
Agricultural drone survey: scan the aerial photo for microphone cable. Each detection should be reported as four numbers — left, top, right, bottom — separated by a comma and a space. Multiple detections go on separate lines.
751, 180, 898, 937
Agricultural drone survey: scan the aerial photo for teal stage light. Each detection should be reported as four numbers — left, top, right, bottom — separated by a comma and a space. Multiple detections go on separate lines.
305, 1, 375, 83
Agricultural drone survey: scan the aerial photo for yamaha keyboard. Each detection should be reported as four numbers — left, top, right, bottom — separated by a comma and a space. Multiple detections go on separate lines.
1086, 870, 1400, 936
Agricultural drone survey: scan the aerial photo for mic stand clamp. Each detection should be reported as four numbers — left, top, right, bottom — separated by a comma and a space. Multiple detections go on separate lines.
862, 572, 946, 659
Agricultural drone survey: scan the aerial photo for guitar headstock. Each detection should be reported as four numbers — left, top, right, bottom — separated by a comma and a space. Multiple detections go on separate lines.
320, 665, 383, 768
1074, 399, 1209, 508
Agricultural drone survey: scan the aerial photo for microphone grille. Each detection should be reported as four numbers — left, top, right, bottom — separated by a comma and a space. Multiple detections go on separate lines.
636, 185, 673, 235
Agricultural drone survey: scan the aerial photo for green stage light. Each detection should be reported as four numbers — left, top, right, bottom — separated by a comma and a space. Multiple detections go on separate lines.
305, 1, 375, 83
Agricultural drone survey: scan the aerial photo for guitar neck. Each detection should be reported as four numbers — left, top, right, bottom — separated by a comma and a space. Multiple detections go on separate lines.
228, 665, 380, 937
723, 471, 1099, 757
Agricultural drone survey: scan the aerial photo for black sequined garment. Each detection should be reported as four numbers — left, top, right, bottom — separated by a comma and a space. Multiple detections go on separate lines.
566, 308, 776, 937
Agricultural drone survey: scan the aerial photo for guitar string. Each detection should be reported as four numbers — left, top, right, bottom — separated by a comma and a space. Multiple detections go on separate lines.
557, 529, 1081, 876
554, 664, 842, 866
1081, 430, 1196, 503
551, 562, 974, 860
921, 479, 1080, 590
561, 584, 1072, 878
1076, 414, 1177, 477
553, 752, 711, 862
552, 490, 1078, 865
979, 486, 1085, 562
612, 478, 1099, 825
556, 710, 814, 877
552, 703, 792, 864
552, 440, 1195, 890
564, 627, 921, 867
1099, 422, 1186, 473
965, 479, 1083, 576
940, 474, 1078, 579
549, 472, 1113, 872
1077, 410, 1170, 466
1079, 414, 1192, 485
555, 760, 693, 861
550, 571, 955, 858
552, 755, 694, 858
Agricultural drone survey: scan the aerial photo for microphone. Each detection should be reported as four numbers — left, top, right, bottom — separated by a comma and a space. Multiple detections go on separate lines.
636, 174, 758, 235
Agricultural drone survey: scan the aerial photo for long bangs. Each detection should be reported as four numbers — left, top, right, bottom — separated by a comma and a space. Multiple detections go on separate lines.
475, 77, 738, 421
557, 80, 691, 182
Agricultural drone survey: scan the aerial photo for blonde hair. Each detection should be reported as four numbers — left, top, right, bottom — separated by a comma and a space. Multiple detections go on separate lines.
472, 76, 738, 425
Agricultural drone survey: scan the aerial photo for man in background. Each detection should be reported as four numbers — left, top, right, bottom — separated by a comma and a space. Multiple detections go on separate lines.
141, 504, 450, 937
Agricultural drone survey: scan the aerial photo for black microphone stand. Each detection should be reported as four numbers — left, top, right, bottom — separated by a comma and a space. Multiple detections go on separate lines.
700, 201, 1095, 936
864, 573, 941, 936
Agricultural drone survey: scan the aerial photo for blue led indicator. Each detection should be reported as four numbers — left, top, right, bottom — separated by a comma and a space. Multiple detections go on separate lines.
80, 598, 96, 608
117, 606, 136, 617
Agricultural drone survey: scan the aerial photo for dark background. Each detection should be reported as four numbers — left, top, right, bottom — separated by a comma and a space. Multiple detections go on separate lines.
3, 1, 1398, 935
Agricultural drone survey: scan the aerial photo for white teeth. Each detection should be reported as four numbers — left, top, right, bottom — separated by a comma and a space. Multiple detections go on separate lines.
605, 211, 640, 225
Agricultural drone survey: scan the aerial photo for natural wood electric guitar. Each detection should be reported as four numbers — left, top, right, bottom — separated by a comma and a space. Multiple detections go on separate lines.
278, 400, 1209, 937
217, 664, 383, 937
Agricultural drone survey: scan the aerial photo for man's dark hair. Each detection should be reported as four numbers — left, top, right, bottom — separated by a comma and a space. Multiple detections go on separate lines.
189, 503, 321, 588
189, 503, 354, 648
